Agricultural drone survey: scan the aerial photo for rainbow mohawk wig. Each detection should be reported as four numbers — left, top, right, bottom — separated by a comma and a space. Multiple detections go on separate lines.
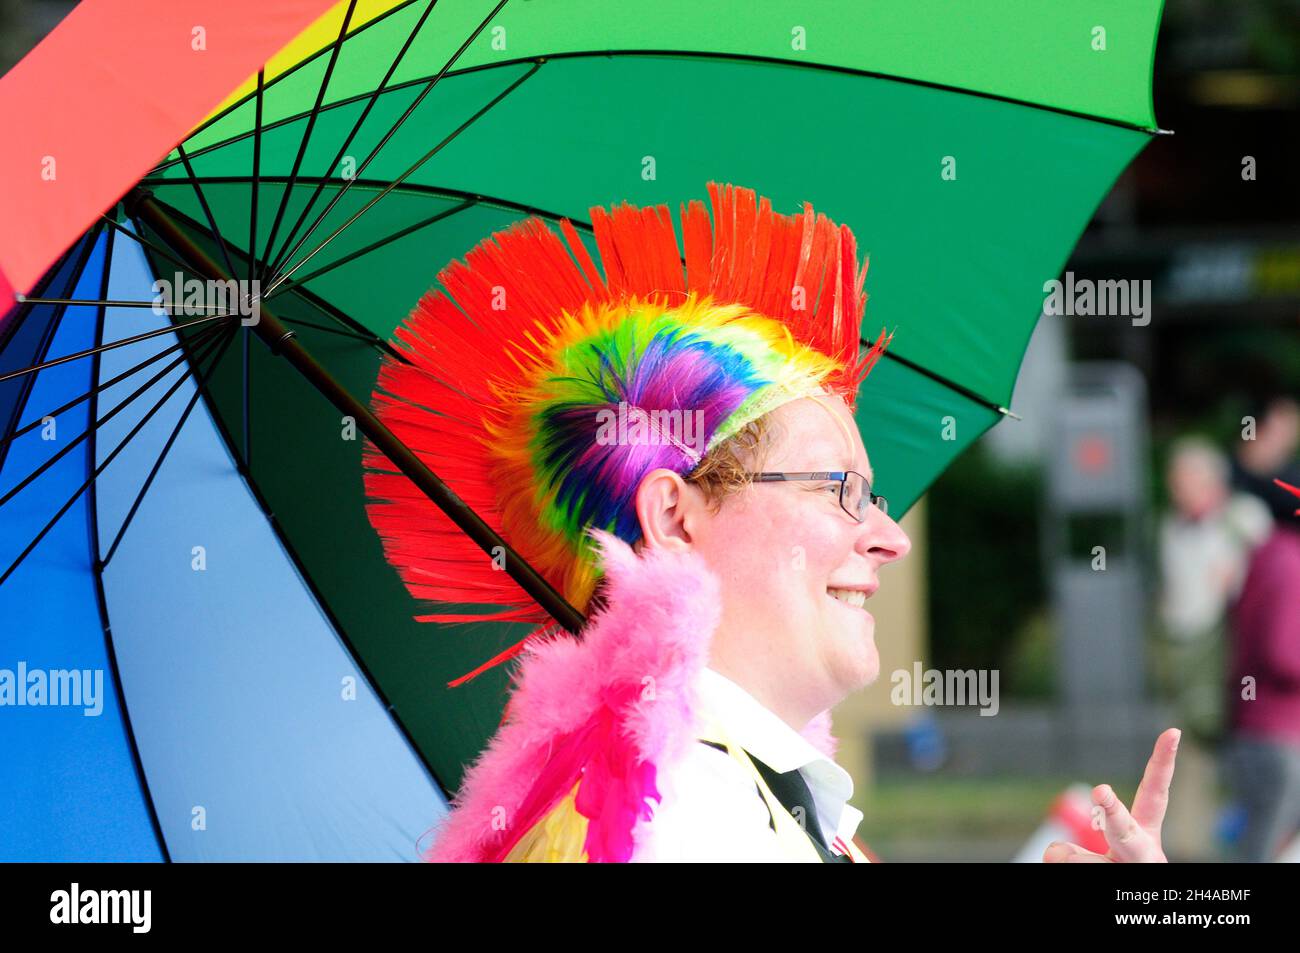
363, 182, 892, 647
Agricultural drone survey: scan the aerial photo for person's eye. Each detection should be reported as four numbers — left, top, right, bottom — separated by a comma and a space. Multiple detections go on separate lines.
818, 483, 840, 495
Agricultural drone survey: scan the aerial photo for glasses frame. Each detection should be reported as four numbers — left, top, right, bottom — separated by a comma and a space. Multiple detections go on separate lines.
745, 470, 888, 522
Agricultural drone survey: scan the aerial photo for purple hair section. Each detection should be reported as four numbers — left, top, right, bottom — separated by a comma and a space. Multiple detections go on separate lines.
536, 326, 772, 546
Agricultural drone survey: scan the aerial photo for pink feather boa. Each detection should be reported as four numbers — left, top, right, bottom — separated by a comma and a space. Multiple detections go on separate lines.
424, 529, 839, 862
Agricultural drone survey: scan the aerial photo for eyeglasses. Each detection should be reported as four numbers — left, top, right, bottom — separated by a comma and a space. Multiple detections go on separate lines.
746, 471, 888, 522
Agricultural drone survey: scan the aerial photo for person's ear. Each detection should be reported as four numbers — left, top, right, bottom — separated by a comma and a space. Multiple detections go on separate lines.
635, 468, 700, 553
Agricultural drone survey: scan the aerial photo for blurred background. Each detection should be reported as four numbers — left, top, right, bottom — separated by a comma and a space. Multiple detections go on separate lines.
3, 0, 1296, 862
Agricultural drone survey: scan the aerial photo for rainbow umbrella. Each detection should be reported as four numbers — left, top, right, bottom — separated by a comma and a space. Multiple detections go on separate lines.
0, 0, 1166, 860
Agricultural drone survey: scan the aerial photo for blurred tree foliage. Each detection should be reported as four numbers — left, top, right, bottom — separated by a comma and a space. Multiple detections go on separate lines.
1167, 0, 1300, 73
925, 444, 1046, 686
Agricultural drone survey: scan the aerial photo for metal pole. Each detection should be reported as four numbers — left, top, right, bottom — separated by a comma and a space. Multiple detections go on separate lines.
127, 187, 587, 635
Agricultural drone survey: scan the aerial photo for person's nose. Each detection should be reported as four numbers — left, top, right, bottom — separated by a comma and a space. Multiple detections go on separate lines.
856, 505, 912, 564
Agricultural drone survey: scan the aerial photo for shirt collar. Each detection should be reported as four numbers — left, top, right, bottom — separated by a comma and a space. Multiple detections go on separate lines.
694, 666, 864, 844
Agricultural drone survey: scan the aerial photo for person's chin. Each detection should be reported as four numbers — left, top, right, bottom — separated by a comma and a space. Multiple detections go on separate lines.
831, 623, 880, 690
853, 642, 881, 689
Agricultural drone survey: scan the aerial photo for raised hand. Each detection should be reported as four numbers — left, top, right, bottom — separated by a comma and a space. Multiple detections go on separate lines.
1043, 728, 1181, 863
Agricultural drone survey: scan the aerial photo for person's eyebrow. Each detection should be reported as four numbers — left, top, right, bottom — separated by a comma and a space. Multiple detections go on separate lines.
836, 459, 872, 484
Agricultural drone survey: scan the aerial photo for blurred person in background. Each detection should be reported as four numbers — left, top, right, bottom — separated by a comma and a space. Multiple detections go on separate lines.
1231, 391, 1300, 525
1156, 437, 1271, 858
1220, 388, 1300, 859
1159, 437, 1273, 738
1225, 498, 1300, 861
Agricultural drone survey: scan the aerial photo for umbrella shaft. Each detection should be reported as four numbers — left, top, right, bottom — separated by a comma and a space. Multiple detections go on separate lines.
126, 188, 587, 636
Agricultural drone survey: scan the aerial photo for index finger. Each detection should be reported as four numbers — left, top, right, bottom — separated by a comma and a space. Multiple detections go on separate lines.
1094, 784, 1156, 862
1131, 728, 1181, 833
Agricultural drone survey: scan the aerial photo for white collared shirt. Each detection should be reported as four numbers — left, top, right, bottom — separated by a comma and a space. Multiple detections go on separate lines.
635, 666, 866, 862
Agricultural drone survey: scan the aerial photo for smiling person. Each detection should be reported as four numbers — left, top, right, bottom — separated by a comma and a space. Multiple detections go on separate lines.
625, 391, 907, 862
364, 183, 1179, 863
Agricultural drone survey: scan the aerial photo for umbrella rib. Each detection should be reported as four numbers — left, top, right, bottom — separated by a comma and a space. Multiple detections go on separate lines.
0, 326, 230, 588
275, 315, 391, 345
245, 70, 265, 473
256, 0, 444, 282
104, 208, 402, 358
128, 173, 1021, 421
176, 145, 240, 283
270, 197, 477, 293
84, 227, 174, 862
16, 297, 235, 312
6, 317, 226, 445
150, 0, 439, 181
154, 47, 1166, 181
257, 0, 360, 287
868, 340, 1021, 420
124, 198, 413, 364
241, 320, 250, 470
106, 208, 382, 345
99, 324, 239, 569
0, 236, 82, 354
248, 70, 265, 287
152, 61, 525, 180
263, 282, 406, 357
155, 0, 426, 163
0, 226, 103, 480
0, 310, 242, 386
260, 0, 442, 282
264, 63, 541, 299
448, 49, 1173, 136
261, 0, 515, 293
141, 176, 593, 236
0, 321, 234, 510
99, 212, 217, 282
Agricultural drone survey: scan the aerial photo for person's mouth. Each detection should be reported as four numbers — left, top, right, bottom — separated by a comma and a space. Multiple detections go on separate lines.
826, 583, 879, 612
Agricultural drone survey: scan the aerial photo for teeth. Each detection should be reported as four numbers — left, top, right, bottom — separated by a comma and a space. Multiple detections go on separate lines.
828, 587, 868, 608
